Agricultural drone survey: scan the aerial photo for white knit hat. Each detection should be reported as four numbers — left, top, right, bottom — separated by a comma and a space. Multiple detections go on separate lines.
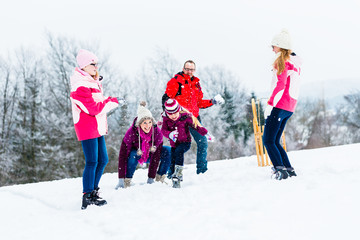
136, 101, 155, 126
271, 29, 292, 50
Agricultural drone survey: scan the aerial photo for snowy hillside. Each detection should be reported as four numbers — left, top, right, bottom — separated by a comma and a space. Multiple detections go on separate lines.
1, 144, 360, 240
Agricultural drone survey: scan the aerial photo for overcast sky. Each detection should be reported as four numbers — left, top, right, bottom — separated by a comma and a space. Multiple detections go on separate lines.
1, 0, 360, 95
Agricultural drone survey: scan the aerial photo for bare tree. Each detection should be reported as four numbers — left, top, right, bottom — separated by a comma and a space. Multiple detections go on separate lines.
8, 48, 45, 183
285, 98, 346, 150
135, 48, 180, 119
337, 91, 360, 143
0, 57, 18, 151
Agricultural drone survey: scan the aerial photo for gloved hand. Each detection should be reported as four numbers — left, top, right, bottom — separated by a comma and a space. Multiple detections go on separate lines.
205, 133, 215, 142
147, 178, 155, 184
115, 178, 125, 189
211, 94, 225, 105
169, 129, 179, 142
116, 97, 126, 106
264, 105, 273, 119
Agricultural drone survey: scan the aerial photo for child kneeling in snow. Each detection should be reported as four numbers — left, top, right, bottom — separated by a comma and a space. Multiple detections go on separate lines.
115, 101, 171, 189
161, 99, 211, 188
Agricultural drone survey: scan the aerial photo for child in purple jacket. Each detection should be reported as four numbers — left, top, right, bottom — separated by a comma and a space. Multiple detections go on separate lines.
115, 101, 171, 189
161, 99, 209, 188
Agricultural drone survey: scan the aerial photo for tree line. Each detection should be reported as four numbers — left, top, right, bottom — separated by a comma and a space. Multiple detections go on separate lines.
0, 34, 359, 186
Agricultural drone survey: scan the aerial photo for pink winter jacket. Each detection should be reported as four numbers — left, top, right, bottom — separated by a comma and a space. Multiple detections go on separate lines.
268, 55, 302, 112
70, 68, 119, 141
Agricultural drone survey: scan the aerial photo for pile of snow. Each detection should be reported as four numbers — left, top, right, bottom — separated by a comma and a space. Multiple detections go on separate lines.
1, 143, 359, 240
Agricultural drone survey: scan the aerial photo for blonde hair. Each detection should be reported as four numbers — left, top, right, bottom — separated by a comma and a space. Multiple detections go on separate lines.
93, 70, 99, 80
273, 48, 291, 75
179, 109, 202, 128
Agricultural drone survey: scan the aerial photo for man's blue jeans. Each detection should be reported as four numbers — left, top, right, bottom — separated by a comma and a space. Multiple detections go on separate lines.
263, 107, 293, 169
189, 126, 208, 174
81, 136, 109, 193
126, 146, 171, 178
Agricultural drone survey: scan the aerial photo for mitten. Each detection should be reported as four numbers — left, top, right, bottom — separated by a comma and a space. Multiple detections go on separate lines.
211, 94, 225, 105
147, 178, 155, 184
169, 129, 179, 142
115, 178, 125, 189
116, 97, 126, 106
205, 133, 215, 142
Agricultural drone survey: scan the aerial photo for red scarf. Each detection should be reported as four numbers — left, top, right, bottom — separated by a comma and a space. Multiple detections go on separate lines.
138, 127, 153, 165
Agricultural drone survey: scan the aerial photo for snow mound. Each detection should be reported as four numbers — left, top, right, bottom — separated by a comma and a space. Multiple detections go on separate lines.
1, 143, 359, 240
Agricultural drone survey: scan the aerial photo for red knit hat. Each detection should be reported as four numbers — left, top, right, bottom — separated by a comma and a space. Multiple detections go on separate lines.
164, 99, 180, 114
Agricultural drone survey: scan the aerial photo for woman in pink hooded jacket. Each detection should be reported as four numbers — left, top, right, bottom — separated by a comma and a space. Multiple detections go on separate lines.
70, 49, 123, 209
263, 30, 302, 180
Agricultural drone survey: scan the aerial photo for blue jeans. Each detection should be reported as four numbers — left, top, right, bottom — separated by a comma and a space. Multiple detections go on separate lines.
263, 107, 293, 169
126, 146, 171, 178
169, 142, 192, 175
189, 123, 208, 174
81, 136, 109, 193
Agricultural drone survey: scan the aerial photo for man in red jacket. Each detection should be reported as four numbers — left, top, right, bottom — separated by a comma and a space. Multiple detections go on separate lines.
162, 60, 224, 174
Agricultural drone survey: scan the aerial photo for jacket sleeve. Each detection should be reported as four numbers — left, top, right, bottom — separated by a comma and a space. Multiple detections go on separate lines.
268, 67, 288, 107
118, 128, 133, 178
70, 86, 119, 116
165, 78, 180, 98
187, 116, 208, 136
161, 118, 172, 139
154, 126, 164, 147
196, 83, 213, 109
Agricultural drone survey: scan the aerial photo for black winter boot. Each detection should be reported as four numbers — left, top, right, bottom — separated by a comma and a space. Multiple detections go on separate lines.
172, 165, 184, 188
81, 192, 93, 210
91, 188, 107, 207
271, 167, 289, 180
286, 168, 297, 177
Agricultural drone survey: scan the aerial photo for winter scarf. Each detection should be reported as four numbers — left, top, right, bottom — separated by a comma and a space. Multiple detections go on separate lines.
138, 127, 153, 165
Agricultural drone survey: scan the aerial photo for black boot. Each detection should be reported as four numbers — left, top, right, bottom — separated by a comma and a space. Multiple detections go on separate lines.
277, 169, 289, 180
172, 165, 184, 188
91, 188, 107, 207
81, 192, 93, 210
286, 168, 297, 177
272, 167, 289, 180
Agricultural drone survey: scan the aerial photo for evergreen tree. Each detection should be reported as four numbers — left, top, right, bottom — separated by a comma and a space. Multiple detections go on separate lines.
12, 49, 44, 183
220, 86, 242, 140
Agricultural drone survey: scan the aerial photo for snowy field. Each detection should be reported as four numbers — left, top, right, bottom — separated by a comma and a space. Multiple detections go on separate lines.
1, 143, 359, 240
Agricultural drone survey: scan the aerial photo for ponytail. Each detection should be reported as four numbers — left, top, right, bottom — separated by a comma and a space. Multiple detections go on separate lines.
274, 48, 291, 75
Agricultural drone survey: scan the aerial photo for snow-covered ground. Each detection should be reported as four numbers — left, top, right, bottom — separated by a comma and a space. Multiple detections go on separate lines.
1, 143, 359, 240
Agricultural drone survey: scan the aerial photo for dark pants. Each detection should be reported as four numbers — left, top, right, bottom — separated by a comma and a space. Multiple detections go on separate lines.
263, 107, 293, 169
126, 146, 171, 178
81, 136, 109, 193
169, 142, 191, 175
189, 119, 208, 173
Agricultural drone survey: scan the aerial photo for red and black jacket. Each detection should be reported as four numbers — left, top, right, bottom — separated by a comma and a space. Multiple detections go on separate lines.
162, 72, 213, 118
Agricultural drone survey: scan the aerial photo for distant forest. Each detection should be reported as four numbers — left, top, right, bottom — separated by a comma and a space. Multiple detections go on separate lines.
1, 33, 359, 186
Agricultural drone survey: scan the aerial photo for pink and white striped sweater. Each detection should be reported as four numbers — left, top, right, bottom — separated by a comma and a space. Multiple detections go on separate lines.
70, 68, 119, 141
268, 55, 302, 112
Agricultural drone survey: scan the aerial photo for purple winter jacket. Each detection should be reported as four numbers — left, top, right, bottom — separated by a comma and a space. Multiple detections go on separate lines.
118, 118, 163, 179
161, 112, 208, 148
